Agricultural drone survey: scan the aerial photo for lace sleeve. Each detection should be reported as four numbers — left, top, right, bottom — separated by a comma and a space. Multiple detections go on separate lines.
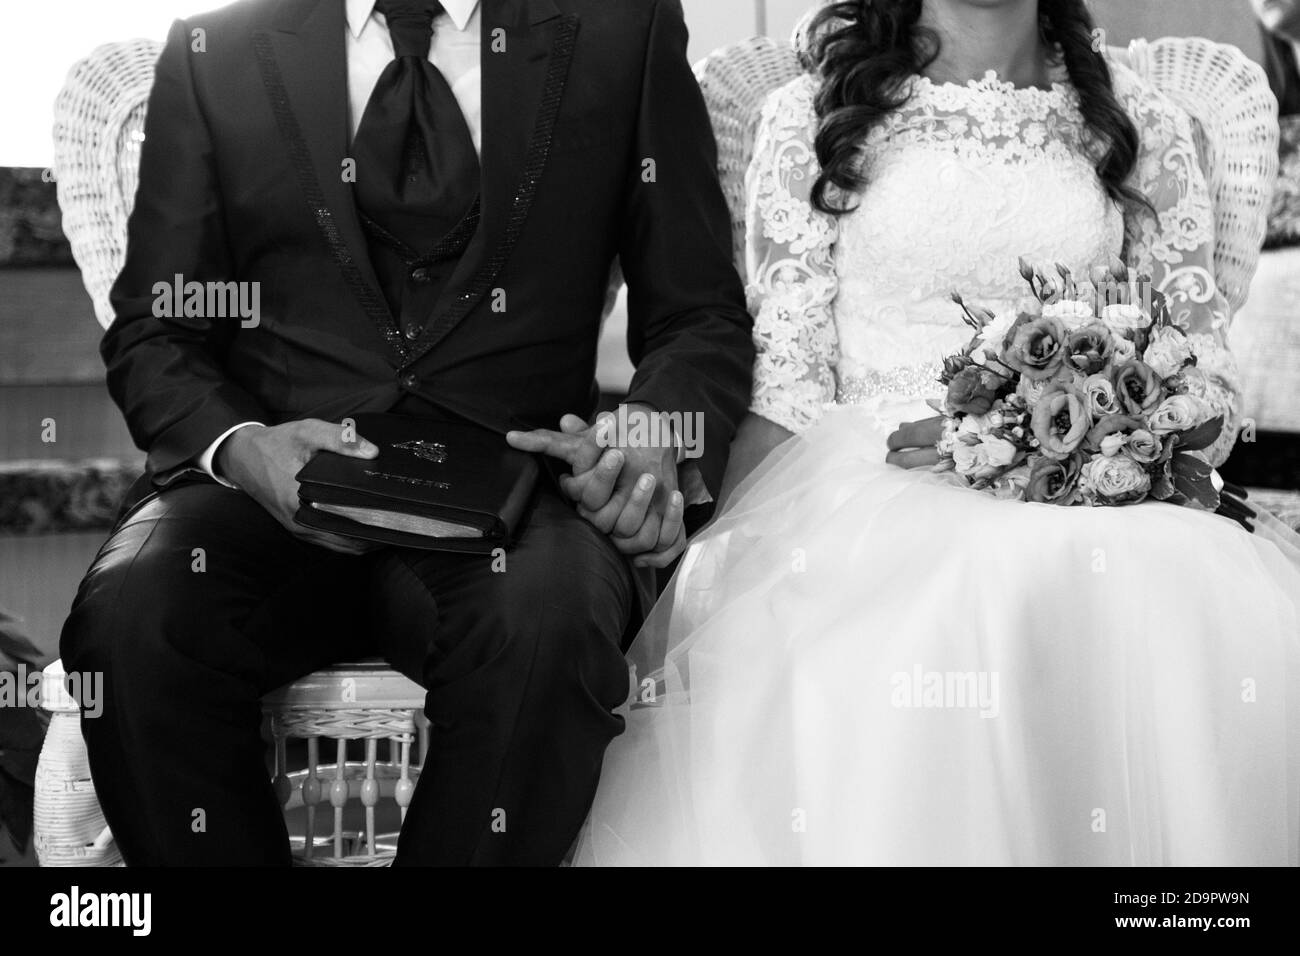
1116, 70, 1241, 467
744, 75, 840, 434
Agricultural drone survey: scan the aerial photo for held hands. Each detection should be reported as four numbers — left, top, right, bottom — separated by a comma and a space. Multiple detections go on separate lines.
886, 415, 945, 469
214, 419, 380, 555
507, 404, 687, 568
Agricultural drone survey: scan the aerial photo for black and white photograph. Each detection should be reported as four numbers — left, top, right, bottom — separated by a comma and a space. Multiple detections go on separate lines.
0, 0, 1297, 931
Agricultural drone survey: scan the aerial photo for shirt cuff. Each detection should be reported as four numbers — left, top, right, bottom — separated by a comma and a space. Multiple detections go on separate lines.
198, 422, 265, 488
678, 462, 712, 506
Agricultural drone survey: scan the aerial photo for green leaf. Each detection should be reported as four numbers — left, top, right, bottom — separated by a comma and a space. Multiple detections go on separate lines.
1172, 415, 1225, 454
1149, 472, 1176, 501
1170, 452, 1220, 510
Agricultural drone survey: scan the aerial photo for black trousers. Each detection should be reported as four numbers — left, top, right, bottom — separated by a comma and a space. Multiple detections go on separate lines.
59, 480, 633, 866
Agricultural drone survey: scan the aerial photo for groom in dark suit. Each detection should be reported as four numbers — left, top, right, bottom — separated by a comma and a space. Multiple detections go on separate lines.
60, 0, 752, 865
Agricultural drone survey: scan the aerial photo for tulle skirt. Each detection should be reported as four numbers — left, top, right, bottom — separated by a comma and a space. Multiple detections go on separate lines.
574, 398, 1300, 866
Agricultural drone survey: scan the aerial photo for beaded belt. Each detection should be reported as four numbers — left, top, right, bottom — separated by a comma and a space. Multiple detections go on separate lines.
835, 363, 944, 406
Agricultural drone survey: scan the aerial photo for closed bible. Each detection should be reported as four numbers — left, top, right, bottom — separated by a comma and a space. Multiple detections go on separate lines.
294, 413, 538, 553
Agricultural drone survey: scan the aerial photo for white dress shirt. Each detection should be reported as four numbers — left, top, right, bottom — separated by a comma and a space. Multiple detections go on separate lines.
345, 0, 482, 150
199, 0, 482, 483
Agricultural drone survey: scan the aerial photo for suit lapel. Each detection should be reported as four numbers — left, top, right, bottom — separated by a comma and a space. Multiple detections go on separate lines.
254, 0, 404, 360
406, 0, 578, 364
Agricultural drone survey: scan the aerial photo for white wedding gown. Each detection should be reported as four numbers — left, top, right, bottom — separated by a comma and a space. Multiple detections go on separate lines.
575, 65, 1300, 865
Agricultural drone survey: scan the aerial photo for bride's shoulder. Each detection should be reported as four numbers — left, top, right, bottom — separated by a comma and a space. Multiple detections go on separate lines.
758, 71, 822, 132
1105, 59, 1188, 128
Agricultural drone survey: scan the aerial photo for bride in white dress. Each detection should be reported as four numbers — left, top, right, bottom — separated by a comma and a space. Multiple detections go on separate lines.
576, 0, 1300, 865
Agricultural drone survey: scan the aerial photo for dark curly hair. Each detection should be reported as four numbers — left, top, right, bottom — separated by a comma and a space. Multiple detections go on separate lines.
804, 0, 1148, 216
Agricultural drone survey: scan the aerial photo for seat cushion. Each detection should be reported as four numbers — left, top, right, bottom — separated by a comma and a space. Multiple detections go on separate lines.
1232, 246, 1300, 434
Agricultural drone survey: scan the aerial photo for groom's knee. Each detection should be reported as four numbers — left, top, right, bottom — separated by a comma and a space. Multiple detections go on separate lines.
60, 485, 283, 713
381, 502, 634, 710
467, 544, 631, 706
502, 499, 633, 688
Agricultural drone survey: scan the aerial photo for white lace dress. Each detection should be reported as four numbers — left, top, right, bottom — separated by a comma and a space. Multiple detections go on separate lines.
575, 67, 1300, 866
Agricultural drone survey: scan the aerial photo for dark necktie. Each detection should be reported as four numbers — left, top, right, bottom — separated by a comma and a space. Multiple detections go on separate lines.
352, 0, 480, 252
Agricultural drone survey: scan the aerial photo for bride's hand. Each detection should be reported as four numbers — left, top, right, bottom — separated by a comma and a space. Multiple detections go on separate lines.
886, 416, 944, 469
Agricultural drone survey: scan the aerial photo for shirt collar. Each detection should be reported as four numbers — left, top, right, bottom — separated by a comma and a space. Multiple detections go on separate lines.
346, 0, 479, 39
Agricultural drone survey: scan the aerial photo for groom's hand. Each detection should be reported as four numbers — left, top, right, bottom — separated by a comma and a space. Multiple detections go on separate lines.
215, 419, 380, 555
507, 405, 687, 568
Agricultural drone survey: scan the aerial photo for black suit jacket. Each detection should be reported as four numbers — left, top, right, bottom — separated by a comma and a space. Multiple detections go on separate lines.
104, 0, 753, 498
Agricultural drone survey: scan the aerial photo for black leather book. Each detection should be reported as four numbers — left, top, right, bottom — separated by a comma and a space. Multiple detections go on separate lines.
294, 413, 539, 553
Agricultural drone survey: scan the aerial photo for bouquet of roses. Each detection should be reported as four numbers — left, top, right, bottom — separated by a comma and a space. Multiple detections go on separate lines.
933, 256, 1225, 510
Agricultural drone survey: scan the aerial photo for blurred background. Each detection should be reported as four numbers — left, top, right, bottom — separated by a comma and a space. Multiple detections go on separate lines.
0, 3, 1292, 863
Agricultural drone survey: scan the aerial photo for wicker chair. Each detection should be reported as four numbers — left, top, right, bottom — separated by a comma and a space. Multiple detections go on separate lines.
34, 661, 121, 866
691, 36, 797, 273
38, 38, 430, 867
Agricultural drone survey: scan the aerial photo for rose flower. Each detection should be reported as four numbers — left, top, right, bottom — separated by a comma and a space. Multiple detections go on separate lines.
1079, 455, 1152, 505
1064, 322, 1115, 375
1143, 325, 1195, 380
1030, 385, 1092, 459
1113, 359, 1163, 417
1081, 372, 1121, 418
1147, 393, 1212, 436
1001, 314, 1068, 381
945, 365, 1002, 415
1085, 414, 1164, 463
1024, 453, 1084, 505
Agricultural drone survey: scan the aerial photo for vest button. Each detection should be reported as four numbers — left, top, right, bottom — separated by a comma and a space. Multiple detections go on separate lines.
404, 324, 422, 341
400, 373, 418, 390
410, 266, 431, 283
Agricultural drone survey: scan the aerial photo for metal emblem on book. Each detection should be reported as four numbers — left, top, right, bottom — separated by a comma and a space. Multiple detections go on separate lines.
392, 439, 449, 464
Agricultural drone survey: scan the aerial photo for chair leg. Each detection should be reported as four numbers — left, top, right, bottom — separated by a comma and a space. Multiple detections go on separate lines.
303, 737, 320, 862
396, 735, 414, 825
362, 738, 378, 857
331, 740, 347, 860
